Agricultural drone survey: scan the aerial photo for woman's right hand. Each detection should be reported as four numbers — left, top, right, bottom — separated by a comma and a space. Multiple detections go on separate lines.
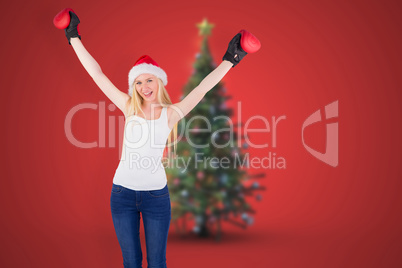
65, 11, 81, 45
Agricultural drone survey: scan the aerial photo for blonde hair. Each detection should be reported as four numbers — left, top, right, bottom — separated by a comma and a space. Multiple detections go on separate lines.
125, 77, 178, 159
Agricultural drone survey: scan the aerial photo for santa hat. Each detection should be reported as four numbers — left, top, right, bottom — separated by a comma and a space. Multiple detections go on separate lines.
128, 55, 168, 97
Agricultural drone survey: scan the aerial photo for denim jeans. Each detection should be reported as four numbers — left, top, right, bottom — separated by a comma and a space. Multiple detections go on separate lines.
110, 183, 171, 268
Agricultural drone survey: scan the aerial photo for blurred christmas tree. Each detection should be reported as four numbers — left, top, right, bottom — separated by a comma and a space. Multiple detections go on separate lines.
165, 18, 266, 241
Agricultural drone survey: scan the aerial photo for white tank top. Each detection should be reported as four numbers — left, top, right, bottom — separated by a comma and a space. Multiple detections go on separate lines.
112, 107, 172, 190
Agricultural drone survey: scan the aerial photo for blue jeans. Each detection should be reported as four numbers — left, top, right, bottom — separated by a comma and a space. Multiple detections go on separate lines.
110, 183, 171, 268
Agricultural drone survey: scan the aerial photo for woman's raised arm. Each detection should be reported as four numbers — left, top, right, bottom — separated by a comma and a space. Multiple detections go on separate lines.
170, 60, 233, 124
60, 9, 130, 115
168, 32, 248, 127
70, 37, 130, 115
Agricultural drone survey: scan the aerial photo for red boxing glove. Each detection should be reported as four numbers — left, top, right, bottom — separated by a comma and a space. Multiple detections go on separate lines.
53, 8, 75, 29
239, 29, 261, 53
53, 8, 81, 45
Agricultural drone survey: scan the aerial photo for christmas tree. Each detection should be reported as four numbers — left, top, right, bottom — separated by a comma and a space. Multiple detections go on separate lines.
165, 19, 266, 241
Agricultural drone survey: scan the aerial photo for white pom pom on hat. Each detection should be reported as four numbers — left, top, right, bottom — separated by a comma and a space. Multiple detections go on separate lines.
128, 55, 168, 97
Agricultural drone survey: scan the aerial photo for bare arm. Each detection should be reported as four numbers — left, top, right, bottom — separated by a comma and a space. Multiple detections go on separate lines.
70, 37, 130, 115
169, 60, 233, 127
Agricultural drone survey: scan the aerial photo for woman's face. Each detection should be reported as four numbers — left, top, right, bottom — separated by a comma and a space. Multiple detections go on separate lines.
134, 73, 159, 102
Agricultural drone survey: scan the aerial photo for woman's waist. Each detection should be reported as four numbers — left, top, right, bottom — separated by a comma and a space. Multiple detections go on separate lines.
119, 150, 165, 162
117, 157, 166, 171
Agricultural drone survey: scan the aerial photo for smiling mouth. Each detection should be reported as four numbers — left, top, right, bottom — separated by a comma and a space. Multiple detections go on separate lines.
144, 91, 153, 97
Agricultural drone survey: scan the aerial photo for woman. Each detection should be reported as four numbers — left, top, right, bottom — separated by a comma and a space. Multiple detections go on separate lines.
63, 10, 248, 268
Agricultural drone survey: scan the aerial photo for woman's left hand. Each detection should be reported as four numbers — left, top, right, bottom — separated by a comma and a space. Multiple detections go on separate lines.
222, 32, 248, 67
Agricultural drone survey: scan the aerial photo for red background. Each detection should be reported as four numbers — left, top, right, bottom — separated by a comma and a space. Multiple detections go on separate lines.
1, 0, 401, 267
